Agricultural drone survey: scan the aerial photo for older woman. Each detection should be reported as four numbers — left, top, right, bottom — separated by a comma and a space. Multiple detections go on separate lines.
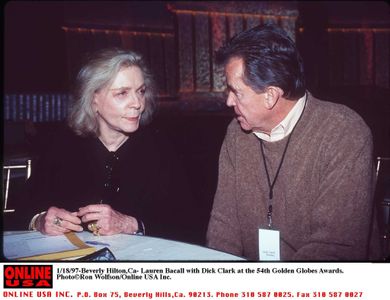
27, 48, 192, 239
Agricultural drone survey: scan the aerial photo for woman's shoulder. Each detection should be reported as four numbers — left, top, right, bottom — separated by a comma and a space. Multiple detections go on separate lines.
50, 126, 84, 147
39, 125, 90, 162
124, 124, 181, 167
132, 124, 172, 151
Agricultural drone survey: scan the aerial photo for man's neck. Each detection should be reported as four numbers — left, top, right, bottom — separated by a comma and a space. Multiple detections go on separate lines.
252, 94, 306, 143
264, 98, 298, 133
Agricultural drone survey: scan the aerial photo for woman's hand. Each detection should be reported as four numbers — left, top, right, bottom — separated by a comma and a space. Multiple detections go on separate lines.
77, 204, 138, 235
36, 206, 83, 235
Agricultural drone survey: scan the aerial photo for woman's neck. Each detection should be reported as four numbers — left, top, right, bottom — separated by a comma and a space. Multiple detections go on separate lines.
98, 134, 129, 152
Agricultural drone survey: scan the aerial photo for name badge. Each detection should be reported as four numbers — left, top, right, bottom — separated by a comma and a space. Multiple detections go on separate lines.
258, 228, 280, 261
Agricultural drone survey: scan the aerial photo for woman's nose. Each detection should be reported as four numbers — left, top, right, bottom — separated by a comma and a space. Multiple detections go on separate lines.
128, 92, 141, 109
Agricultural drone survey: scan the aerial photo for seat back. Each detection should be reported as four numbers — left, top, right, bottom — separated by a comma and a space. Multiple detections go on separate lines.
2, 159, 31, 213
375, 156, 390, 260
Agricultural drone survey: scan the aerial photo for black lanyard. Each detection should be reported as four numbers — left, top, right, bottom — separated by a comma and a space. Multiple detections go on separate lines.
260, 135, 292, 228
259, 94, 307, 228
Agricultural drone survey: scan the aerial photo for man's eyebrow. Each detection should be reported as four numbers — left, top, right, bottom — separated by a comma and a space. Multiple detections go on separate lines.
227, 84, 239, 93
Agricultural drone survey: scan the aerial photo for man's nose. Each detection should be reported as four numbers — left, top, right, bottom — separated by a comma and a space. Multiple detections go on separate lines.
226, 92, 235, 107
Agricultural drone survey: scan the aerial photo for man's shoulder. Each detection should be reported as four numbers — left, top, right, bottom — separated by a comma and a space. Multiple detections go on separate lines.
226, 118, 240, 132
308, 94, 371, 136
226, 119, 250, 136
223, 119, 259, 154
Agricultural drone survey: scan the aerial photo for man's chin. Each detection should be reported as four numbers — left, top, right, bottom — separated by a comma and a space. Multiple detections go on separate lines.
236, 119, 252, 132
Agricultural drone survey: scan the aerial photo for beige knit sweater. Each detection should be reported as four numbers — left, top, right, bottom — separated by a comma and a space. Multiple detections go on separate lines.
207, 93, 380, 261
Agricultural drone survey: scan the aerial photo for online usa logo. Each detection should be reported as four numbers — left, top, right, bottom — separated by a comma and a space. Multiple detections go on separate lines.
3, 265, 53, 288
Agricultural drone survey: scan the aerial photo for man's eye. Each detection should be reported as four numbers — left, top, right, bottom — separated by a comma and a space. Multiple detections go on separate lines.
137, 88, 146, 95
226, 90, 239, 99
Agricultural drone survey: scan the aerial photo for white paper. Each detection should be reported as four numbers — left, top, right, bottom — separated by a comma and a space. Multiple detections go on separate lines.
258, 228, 280, 261
3, 231, 78, 259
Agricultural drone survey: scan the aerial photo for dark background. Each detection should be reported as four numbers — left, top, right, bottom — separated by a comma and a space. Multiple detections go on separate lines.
3, 1, 390, 249
4, 1, 389, 93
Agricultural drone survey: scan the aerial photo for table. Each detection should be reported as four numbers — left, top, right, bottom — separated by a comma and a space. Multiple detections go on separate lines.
3, 231, 245, 261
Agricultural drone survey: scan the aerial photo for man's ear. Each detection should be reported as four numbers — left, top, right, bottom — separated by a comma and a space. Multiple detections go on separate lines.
264, 86, 284, 109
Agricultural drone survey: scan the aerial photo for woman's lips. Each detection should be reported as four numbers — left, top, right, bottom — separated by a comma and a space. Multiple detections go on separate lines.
124, 116, 139, 122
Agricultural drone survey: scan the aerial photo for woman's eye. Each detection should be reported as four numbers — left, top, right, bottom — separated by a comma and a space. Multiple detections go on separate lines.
115, 91, 128, 97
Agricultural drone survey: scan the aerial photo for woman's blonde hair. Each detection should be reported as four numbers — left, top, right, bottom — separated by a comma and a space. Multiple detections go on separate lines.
68, 48, 156, 136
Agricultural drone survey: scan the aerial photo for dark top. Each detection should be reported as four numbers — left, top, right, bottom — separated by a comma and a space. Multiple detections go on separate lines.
22, 125, 196, 242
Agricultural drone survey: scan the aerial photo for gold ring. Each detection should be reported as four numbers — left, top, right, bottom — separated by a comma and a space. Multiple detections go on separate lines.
87, 222, 101, 236
53, 217, 63, 227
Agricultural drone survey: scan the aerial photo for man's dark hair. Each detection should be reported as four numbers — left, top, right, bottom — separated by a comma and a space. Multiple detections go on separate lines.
216, 25, 306, 100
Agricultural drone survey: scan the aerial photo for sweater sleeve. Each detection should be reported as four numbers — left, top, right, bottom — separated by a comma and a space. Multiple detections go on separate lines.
292, 119, 376, 260
206, 124, 243, 256
15, 138, 64, 229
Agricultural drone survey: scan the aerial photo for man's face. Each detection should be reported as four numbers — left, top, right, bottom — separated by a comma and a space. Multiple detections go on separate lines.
225, 57, 270, 132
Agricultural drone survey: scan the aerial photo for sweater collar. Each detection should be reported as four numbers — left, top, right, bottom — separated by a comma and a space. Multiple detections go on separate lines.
253, 93, 307, 142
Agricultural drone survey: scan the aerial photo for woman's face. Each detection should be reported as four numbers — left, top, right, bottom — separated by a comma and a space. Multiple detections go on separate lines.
93, 66, 146, 137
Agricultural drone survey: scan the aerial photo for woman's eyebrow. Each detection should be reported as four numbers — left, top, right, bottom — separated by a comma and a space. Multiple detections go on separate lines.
135, 84, 146, 90
109, 86, 131, 91
110, 83, 145, 91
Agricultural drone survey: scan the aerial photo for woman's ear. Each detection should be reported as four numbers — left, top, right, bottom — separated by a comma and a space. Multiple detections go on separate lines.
92, 93, 99, 113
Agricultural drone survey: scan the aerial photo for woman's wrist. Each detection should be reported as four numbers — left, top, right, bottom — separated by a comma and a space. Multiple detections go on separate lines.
29, 211, 46, 231
133, 218, 145, 236
123, 216, 145, 235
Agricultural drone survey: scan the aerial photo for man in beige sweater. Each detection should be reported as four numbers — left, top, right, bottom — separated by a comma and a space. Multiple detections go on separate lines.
206, 25, 380, 261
